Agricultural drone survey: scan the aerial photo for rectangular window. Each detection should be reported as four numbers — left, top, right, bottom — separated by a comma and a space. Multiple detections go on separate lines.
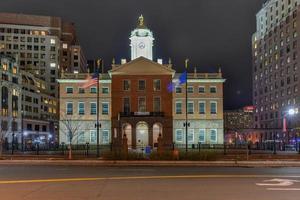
188, 129, 194, 143
153, 79, 161, 91
153, 97, 161, 112
210, 129, 217, 143
102, 87, 109, 94
78, 132, 85, 143
176, 101, 182, 114
66, 102, 73, 115
123, 97, 130, 113
187, 101, 194, 114
187, 86, 194, 93
176, 129, 183, 142
210, 101, 217, 114
123, 80, 130, 91
102, 130, 110, 144
175, 87, 182, 93
90, 87, 97, 94
78, 88, 85, 94
90, 130, 97, 144
138, 97, 146, 112
199, 101, 206, 114
138, 80, 146, 90
78, 102, 85, 115
90, 102, 97, 115
102, 102, 109, 115
199, 129, 205, 143
210, 86, 217, 93
66, 87, 73, 94
199, 86, 205, 93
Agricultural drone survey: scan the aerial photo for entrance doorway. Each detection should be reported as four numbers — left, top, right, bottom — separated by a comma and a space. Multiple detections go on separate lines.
136, 122, 149, 148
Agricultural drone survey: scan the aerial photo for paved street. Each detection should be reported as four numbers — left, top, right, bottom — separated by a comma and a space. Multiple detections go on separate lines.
0, 165, 300, 200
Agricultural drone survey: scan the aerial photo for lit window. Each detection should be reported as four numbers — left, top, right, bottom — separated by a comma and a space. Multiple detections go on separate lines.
175, 101, 182, 114
50, 39, 56, 44
102, 102, 109, 115
102, 130, 110, 144
50, 63, 56, 68
199, 129, 205, 143
210, 129, 217, 143
63, 43, 68, 49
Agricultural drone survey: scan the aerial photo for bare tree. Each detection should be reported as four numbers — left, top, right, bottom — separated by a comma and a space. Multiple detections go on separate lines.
60, 113, 83, 159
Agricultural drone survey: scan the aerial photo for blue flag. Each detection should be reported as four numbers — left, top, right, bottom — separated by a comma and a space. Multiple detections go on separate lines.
167, 71, 187, 92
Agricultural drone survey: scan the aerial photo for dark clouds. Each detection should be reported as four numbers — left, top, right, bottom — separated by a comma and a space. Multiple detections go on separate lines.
0, 0, 266, 109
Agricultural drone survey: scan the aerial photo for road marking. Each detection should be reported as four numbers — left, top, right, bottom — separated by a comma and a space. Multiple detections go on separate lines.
1, 175, 300, 185
256, 179, 300, 187
267, 188, 300, 191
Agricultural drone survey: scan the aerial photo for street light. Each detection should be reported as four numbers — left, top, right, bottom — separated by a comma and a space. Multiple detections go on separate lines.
283, 108, 298, 151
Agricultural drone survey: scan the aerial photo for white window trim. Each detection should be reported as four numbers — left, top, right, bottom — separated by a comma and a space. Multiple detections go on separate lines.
138, 79, 146, 91
90, 130, 97, 144
188, 129, 194, 143
187, 101, 194, 114
199, 86, 205, 93
187, 86, 194, 93
102, 129, 110, 144
102, 102, 109, 115
66, 102, 73, 115
153, 96, 161, 112
78, 102, 85, 115
210, 86, 217, 93
123, 80, 131, 91
153, 79, 161, 91
175, 86, 182, 93
210, 129, 218, 143
90, 102, 97, 115
175, 129, 183, 143
199, 101, 206, 114
199, 129, 206, 143
90, 87, 97, 93
175, 101, 182, 114
102, 87, 109, 94
210, 101, 218, 114
66, 87, 73, 94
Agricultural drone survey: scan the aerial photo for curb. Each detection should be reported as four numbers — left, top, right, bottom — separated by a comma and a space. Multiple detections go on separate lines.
1, 160, 300, 167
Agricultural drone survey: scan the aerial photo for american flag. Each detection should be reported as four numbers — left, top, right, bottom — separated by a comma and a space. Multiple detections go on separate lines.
82, 71, 99, 89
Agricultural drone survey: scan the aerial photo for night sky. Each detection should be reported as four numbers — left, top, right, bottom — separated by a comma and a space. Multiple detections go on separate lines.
0, 0, 266, 109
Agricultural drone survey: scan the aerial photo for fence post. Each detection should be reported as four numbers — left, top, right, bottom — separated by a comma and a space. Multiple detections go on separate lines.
198, 142, 201, 153
273, 140, 276, 155
62, 143, 65, 155
298, 142, 300, 154
172, 142, 175, 151
223, 142, 226, 155
36, 143, 39, 155
86, 142, 89, 157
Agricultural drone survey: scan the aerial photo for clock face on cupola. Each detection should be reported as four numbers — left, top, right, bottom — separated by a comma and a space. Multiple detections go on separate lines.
130, 15, 154, 61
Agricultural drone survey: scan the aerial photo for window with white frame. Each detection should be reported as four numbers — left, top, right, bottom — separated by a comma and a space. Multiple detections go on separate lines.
90, 130, 97, 144
66, 87, 73, 94
66, 102, 73, 115
199, 129, 205, 143
175, 86, 182, 93
102, 102, 109, 115
199, 86, 205, 93
78, 132, 85, 143
175, 129, 183, 142
187, 101, 194, 114
175, 101, 182, 114
188, 129, 194, 143
78, 102, 85, 115
210, 86, 217, 93
90, 87, 97, 94
210, 101, 217, 114
210, 129, 217, 143
199, 101, 206, 114
187, 86, 194, 93
138, 97, 146, 112
102, 87, 109, 94
90, 102, 97, 115
102, 130, 110, 144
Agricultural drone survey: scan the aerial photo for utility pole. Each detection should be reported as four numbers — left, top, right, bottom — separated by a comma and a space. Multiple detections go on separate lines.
96, 59, 102, 158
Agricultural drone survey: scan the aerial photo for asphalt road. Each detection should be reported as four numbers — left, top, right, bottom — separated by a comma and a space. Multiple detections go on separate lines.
0, 165, 300, 200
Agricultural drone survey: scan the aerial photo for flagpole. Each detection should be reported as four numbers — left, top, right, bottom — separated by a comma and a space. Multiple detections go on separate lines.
96, 59, 102, 158
185, 59, 189, 153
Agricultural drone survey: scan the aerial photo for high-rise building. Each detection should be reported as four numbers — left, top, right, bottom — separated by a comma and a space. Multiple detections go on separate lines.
0, 12, 87, 97
58, 16, 225, 147
252, 0, 300, 144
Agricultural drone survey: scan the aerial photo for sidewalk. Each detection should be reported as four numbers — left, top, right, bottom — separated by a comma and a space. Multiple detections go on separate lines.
1, 159, 300, 167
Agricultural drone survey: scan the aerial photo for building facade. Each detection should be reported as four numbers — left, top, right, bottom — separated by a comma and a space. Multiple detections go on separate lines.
58, 16, 225, 148
252, 0, 300, 144
0, 12, 87, 98
1, 55, 57, 146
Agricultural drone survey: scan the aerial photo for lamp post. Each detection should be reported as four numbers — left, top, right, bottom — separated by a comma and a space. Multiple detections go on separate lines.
96, 59, 102, 158
184, 59, 189, 153
11, 117, 15, 155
